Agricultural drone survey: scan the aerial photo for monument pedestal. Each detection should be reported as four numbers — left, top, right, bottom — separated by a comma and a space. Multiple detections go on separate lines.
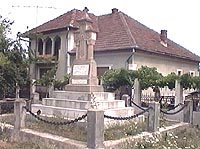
65, 85, 103, 92
65, 59, 103, 92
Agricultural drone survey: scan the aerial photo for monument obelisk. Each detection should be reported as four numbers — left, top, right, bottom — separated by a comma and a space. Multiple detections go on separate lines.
65, 10, 103, 92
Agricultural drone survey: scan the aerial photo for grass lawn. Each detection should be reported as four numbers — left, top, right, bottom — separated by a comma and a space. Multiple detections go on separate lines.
0, 114, 200, 148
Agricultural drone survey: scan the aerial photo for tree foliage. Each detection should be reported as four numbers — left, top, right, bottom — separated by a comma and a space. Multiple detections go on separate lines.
162, 72, 179, 90
0, 16, 29, 98
102, 66, 200, 92
35, 66, 57, 87
136, 66, 163, 90
102, 68, 135, 91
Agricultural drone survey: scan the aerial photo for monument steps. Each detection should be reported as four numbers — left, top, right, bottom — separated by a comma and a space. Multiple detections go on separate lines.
31, 104, 134, 119
42, 98, 125, 110
52, 91, 115, 101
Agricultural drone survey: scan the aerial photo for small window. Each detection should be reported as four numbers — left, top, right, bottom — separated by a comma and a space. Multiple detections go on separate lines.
177, 69, 182, 76
189, 71, 195, 77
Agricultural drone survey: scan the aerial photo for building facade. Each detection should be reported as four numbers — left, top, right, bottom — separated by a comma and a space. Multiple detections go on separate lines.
24, 8, 200, 82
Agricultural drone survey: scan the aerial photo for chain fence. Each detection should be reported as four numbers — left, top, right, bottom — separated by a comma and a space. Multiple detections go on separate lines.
130, 100, 147, 111
160, 102, 188, 115
104, 107, 151, 120
24, 107, 87, 125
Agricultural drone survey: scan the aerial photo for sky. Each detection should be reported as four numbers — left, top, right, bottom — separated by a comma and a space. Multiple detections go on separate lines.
1, 0, 200, 56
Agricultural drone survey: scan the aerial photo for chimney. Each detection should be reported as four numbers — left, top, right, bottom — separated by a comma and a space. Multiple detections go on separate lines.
83, 7, 89, 13
112, 8, 118, 14
160, 30, 167, 47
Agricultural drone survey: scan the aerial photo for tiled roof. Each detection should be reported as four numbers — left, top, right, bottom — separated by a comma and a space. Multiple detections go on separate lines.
26, 9, 200, 62
27, 9, 99, 33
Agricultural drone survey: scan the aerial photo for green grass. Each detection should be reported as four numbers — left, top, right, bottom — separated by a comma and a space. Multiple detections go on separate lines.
0, 128, 52, 149
122, 125, 200, 149
105, 121, 147, 140
2, 114, 199, 149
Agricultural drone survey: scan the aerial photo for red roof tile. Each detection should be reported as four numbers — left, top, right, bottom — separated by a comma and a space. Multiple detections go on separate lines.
26, 9, 200, 62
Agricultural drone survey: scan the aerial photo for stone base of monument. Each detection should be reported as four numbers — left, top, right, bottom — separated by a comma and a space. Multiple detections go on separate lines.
52, 91, 115, 101
31, 104, 134, 120
65, 84, 104, 92
31, 90, 135, 123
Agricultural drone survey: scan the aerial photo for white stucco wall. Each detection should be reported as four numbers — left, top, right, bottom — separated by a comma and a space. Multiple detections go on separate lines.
134, 51, 199, 76
94, 51, 131, 69
69, 50, 199, 78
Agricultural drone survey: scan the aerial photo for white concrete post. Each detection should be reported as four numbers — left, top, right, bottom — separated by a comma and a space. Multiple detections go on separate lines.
148, 101, 160, 132
14, 99, 26, 130
121, 94, 130, 107
175, 80, 183, 106
134, 78, 141, 106
87, 109, 104, 149
183, 100, 193, 124
11, 98, 26, 142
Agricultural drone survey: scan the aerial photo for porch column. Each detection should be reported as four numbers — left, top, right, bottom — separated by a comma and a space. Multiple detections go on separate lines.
43, 39, 46, 55
51, 37, 55, 56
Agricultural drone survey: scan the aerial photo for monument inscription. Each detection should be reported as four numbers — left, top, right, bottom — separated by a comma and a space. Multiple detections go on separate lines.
72, 79, 87, 85
73, 64, 89, 76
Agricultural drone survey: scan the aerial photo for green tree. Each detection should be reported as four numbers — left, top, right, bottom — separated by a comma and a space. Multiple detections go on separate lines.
102, 68, 134, 91
162, 72, 179, 90
191, 76, 200, 90
180, 73, 192, 89
136, 66, 163, 90
0, 16, 30, 98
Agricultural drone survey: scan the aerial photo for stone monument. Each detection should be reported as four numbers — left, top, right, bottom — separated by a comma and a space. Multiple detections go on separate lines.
65, 10, 103, 92
31, 9, 135, 121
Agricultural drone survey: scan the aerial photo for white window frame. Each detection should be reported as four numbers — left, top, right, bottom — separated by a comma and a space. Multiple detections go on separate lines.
177, 69, 183, 76
189, 71, 195, 77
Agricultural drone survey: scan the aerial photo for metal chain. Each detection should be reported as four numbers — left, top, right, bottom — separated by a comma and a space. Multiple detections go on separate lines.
130, 100, 146, 111
160, 103, 188, 115
24, 107, 87, 125
104, 107, 151, 120
165, 103, 183, 112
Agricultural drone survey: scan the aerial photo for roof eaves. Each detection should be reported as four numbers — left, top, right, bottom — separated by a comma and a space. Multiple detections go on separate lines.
136, 47, 200, 62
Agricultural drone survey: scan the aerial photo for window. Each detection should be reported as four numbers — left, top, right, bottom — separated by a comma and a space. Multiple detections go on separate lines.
45, 37, 52, 55
177, 69, 182, 76
189, 71, 195, 77
38, 38, 43, 55
54, 36, 61, 60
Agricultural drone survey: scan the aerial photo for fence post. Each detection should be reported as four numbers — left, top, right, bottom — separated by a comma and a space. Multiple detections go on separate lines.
122, 94, 130, 107
175, 80, 183, 106
11, 98, 26, 142
133, 78, 141, 112
148, 101, 160, 132
183, 100, 193, 124
87, 109, 104, 149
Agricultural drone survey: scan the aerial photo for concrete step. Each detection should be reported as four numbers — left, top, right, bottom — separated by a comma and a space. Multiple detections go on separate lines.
31, 104, 87, 119
42, 98, 125, 110
31, 104, 135, 120
52, 91, 115, 101
104, 107, 134, 118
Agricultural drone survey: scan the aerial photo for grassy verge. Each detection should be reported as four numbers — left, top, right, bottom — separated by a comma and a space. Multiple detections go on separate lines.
122, 125, 200, 149
0, 128, 51, 149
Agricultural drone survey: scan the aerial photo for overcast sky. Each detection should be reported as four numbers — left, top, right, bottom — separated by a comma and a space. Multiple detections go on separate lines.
1, 0, 200, 56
